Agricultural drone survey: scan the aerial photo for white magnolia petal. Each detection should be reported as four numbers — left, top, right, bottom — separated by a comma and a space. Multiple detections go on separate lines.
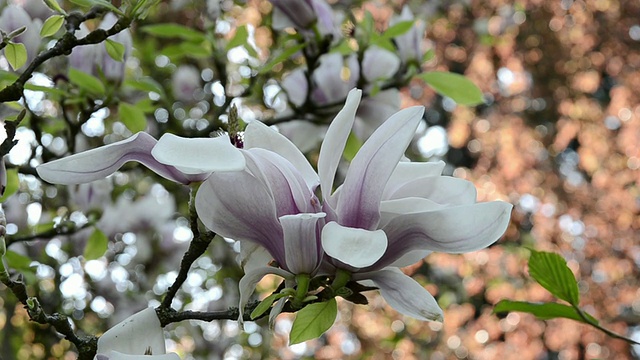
238, 266, 292, 327
321, 221, 387, 268
96, 351, 181, 360
275, 120, 325, 154
152, 133, 245, 174
244, 121, 319, 189
389, 249, 432, 268
356, 268, 443, 322
318, 88, 362, 203
387, 176, 477, 206
281, 212, 326, 274
383, 161, 446, 198
37, 133, 198, 185
96, 308, 166, 355
337, 106, 424, 230
353, 89, 401, 141
238, 240, 273, 272
382, 201, 513, 253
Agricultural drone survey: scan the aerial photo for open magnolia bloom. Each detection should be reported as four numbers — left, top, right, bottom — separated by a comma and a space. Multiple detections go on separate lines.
195, 88, 512, 322
94, 307, 180, 360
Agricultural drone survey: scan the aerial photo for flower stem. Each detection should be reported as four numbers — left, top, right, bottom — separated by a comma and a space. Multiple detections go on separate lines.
331, 268, 351, 291
293, 274, 310, 309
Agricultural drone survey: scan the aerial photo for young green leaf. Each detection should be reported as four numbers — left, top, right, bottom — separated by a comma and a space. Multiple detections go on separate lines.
5, 43, 27, 71
0, 169, 19, 202
118, 103, 147, 133
40, 15, 65, 37
251, 293, 289, 319
381, 20, 414, 39
68, 0, 123, 15
44, 0, 67, 15
494, 300, 598, 324
68, 68, 106, 95
418, 71, 484, 106
528, 250, 580, 305
105, 39, 125, 62
289, 298, 337, 345
84, 228, 109, 260
225, 25, 249, 51
142, 24, 206, 42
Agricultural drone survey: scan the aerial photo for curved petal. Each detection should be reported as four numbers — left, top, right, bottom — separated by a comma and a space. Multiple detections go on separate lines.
321, 221, 387, 268
379, 197, 444, 228
37, 133, 199, 185
317, 88, 362, 204
244, 121, 319, 190
382, 161, 446, 199
281, 212, 326, 274
389, 249, 432, 268
336, 106, 424, 230
238, 240, 274, 272
386, 176, 477, 206
195, 170, 285, 264
152, 133, 245, 174
382, 201, 513, 255
96, 308, 166, 355
238, 266, 292, 327
97, 351, 181, 360
354, 268, 443, 322
275, 120, 325, 154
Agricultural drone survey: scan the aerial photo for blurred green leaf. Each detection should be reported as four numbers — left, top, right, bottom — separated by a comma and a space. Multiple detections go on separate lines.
419, 71, 484, 106
40, 15, 65, 37
343, 132, 363, 162
105, 39, 125, 62
68, 0, 123, 15
260, 43, 305, 74
124, 77, 165, 97
68, 68, 106, 95
4, 250, 33, 271
381, 20, 414, 39
84, 228, 109, 260
142, 23, 205, 42
5, 43, 27, 71
494, 300, 598, 324
0, 169, 19, 202
528, 250, 580, 305
226, 25, 249, 51
251, 293, 288, 319
44, 0, 67, 15
290, 299, 337, 345
118, 102, 147, 133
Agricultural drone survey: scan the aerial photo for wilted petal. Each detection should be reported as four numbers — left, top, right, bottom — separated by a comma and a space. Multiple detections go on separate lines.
321, 221, 387, 268
152, 133, 245, 174
336, 106, 424, 230
382, 201, 513, 255
354, 268, 443, 321
37, 133, 199, 185
96, 351, 180, 360
238, 266, 292, 326
244, 121, 319, 189
96, 308, 166, 355
195, 170, 285, 264
317, 88, 362, 204
282, 213, 325, 274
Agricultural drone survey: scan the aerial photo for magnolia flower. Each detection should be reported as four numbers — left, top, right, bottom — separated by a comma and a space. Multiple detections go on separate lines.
390, 6, 426, 64
95, 307, 180, 360
270, 0, 337, 38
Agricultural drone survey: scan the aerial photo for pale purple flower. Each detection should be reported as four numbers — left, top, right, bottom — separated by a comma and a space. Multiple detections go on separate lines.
270, 0, 337, 38
390, 6, 425, 64
95, 307, 180, 360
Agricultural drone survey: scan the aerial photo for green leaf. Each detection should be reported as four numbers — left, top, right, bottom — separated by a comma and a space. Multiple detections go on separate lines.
418, 71, 484, 106
251, 293, 289, 319
118, 103, 147, 133
0, 169, 19, 202
4, 43, 27, 71
142, 24, 206, 42
289, 299, 337, 345
40, 15, 65, 37
68, 0, 123, 15
83, 228, 109, 260
225, 25, 249, 51
124, 77, 165, 97
24, 83, 67, 97
494, 300, 598, 324
105, 39, 125, 62
259, 43, 306, 74
44, 0, 68, 15
381, 20, 414, 39
343, 132, 362, 162
528, 250, 580, 305
4, 250, 33, 271
68, 68, 106, 95
422, 49, 435, 63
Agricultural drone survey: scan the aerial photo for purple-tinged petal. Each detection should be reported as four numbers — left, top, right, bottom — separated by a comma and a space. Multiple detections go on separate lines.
238, 266, 292, 327
281, 212, 325, 274
244, 149, 318, 215
354, 268, 443, 321
37, 132, 200, 185
336, 106, 424, 230
382, 201, 513, 255
312, 54, 359, 105
96, 308, 167, 355
152, 133, 245, 174
281, 69, 308, 107
317, 88, 361, 204
270, 0, 316, 29
386, 176, 477, 206
321, 221, 387, 268
195, 170, 285, 264
244, 121, 319, 190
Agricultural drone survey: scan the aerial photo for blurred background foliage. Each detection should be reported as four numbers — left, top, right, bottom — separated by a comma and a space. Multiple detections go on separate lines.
0, 0, 639, 359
